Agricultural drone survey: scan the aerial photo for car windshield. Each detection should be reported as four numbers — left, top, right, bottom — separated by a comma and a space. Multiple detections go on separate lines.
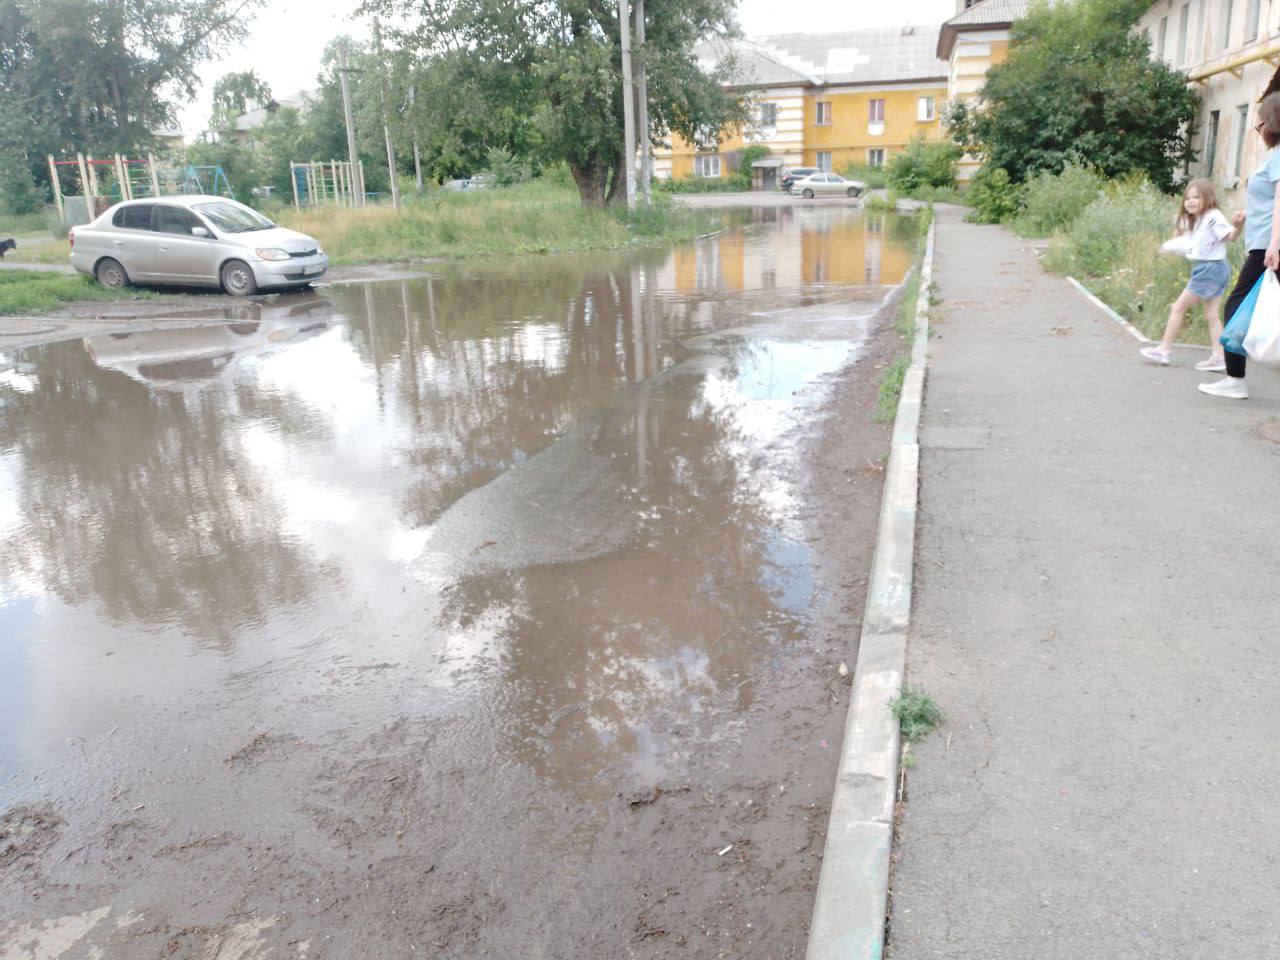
194, 201, 275, 234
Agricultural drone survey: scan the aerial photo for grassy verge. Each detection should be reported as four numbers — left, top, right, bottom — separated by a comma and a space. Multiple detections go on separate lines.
276, 181, 722, 264
4, 238, 70, 265
875, 207, 933, 422
0, 271, 155, 315
0, 208, 60, 237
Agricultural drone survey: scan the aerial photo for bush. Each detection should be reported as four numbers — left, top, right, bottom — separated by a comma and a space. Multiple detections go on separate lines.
1012, 163, 1104, 237
887, 139, 960, 194
655, 173, 751, 193
965, 165, 1023, 224
486, 146, 531, 187
1043, 177, 1170, 277
842, 161, 888, 190
738, 144, 770, 175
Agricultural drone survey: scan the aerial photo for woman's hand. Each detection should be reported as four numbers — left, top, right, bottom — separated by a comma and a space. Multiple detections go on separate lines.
1233, 210, 1247, 228
1266, 245, 1279, 270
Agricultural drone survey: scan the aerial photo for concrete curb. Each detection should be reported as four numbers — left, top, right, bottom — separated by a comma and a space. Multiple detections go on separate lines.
1066, 276, 1216, 353
805, 219, 934, 960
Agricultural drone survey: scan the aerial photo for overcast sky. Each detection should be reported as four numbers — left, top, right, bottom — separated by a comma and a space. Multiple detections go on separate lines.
176, 0, 958, 135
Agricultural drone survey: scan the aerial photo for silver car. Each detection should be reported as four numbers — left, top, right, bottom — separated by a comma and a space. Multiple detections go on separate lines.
69, 195, 329, 296
791, 173, 867, 199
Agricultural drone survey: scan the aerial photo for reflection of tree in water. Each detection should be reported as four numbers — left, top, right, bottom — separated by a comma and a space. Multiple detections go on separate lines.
0, 343, 339, 648
433, 333, 813, 802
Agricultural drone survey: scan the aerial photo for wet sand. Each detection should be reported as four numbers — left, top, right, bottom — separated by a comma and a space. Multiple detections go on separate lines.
1, 206, 917, 958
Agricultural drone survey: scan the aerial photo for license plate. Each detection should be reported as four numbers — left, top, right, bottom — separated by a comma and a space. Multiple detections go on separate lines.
304, 264, 323, 275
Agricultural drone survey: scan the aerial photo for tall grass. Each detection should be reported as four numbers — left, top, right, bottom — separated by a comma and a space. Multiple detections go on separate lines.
0, 208, 59, 237
875, 206, 933, 422
276, 181, 721, 264
0, 271, 154, 315
3, 238, 70, 265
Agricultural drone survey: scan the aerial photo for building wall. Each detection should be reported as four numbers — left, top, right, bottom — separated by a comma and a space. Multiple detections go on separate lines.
653, 82, 946, 183
944, 30, 1013, 182
1139, 0, 1280, 201
801, 83, 948, 171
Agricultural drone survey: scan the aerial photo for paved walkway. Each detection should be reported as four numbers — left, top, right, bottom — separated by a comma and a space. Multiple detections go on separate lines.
888, 207, 1280, 959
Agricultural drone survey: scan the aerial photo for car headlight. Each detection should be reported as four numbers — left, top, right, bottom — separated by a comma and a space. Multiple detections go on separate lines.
315, 245, 324, 256
255, 248, 290, 261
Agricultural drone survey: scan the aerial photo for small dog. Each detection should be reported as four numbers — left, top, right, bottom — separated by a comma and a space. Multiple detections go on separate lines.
0, 238, 15, 259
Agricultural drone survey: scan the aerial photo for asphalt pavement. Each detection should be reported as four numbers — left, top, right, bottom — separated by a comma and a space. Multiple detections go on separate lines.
888, 205, 1280, 959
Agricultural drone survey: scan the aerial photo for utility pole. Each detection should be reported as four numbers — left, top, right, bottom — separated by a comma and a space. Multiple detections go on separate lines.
409, 84, 424, 194
338, 44, 364, 207
633, 0, 651, 204
373, 20, 402, 212
618, 0, 637, 210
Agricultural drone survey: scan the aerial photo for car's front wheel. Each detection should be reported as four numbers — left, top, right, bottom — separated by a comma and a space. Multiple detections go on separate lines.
802, 188, 814, 199
847, 187, 860, 198
221, 259, 258, 297
95, 257, 128, 290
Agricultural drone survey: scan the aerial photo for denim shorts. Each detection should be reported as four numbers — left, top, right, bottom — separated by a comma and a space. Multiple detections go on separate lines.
1187, 258, 1231, 298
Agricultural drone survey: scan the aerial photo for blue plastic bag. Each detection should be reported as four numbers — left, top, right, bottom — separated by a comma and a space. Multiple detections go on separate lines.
1222, 273, 1265, 356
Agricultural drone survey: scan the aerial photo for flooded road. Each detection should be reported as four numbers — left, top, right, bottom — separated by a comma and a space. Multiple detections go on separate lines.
0, 206, 918, 959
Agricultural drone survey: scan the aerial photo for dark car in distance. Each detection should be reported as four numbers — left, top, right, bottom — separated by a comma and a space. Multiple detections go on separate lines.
781, 167, 819, 193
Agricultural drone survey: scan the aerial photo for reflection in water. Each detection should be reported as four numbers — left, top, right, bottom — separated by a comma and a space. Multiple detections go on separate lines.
0, 207, 915, 801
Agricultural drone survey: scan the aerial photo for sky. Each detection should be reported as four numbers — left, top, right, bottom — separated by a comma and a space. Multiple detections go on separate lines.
176, 0, 958, 136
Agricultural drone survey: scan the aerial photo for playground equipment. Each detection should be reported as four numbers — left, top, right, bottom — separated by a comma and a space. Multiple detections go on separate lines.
47, 154, 235, 226
289, 160, 365, 209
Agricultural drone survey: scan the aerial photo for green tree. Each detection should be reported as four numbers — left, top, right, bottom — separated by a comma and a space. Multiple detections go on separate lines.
949, 0, 1198, 191
0, 0, 260, 189
365, 0, 746, 205
886, 138, 960, 193
209, 69, 272, 133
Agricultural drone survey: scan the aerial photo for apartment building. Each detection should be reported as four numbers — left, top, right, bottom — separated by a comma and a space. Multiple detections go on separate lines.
1139, 0, 1280, 196
654, 29, 948, 186
938, 0, 1029, 181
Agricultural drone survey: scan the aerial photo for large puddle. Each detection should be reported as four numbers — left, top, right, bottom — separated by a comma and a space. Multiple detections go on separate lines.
0, 205, 917, 957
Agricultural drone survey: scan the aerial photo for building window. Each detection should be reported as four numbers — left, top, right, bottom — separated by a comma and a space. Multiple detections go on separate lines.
869, 99, 885, 123
1245, 0, 1262, 40
1177, 4, 1190, 65
758, 102, 778, 129
1157, 16, 1168, 58
918, 96, 936, 121
693, 154, 721, 178
1206, 109, 1221, 175
1220, 0, 1233, 49
1196, 0, 1207, 60
1234, 103, 1250, 177
816, 151, 832, 172
815, 101, 832, 125
867, 148, 886, 167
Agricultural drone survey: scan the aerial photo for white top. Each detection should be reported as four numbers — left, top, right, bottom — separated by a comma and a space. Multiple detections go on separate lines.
1184, 208, 1233, 261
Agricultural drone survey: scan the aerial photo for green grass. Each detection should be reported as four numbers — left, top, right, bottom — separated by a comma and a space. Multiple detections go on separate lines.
0, 271, 156, 315
891, 685, 944, 741
874, 354, 911, 422
4, 238, 70, 265
275, 181, 722, 265
0, 208, 59, 237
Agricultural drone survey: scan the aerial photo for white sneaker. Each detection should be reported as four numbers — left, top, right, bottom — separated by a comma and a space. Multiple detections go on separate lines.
1197, 376, 1248, 399
1140, 344, 1171, 365
1194, 356, 1227, 373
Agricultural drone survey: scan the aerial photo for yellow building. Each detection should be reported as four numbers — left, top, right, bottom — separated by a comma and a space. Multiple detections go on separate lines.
654, 29, 949, 187
937, 0, 1027, 182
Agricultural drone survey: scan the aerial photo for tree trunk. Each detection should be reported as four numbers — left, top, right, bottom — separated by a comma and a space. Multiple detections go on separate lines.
570, 157, 609, 207
604, 154, 626, 206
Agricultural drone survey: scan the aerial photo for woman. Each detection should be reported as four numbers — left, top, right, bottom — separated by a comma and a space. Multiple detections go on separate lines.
1200, 91, 1280, 399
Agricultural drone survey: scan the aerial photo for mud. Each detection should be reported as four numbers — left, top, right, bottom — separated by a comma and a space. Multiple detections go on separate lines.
0, 205, 917, 958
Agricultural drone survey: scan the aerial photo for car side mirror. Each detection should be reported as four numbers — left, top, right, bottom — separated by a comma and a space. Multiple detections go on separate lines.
191, 226, 211, 238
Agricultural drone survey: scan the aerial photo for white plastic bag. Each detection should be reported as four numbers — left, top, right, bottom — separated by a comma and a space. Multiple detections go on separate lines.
1244, 270, 1280, 363
1161, 235, 1193, 256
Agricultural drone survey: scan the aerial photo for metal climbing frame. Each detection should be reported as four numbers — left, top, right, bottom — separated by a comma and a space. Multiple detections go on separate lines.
46, 154, 236, 225
290, 160, 365, 209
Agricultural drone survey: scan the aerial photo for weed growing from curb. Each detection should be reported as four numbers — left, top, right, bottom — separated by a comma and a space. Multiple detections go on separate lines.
891, 685, 943, 741
874, 355, 910, 422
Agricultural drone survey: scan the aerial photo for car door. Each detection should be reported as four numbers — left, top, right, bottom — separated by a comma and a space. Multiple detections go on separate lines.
109, 204, 157, 279
823, 174, 846, 196
153, 205, 217, 284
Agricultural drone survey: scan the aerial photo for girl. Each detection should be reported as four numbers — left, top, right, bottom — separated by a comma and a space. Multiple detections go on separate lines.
1141, 179, 1241, 369
1200, 90, 1280, 400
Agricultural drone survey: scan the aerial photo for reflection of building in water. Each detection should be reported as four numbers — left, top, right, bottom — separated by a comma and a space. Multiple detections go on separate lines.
656, 208, 912, 292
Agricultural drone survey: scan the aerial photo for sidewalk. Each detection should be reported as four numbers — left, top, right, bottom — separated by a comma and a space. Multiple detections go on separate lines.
888, 206, 1280, 959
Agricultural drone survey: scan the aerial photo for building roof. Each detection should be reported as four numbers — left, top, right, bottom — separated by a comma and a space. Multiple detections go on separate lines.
234, 90, 318, 132
938, 0, 1032, 59
700, 27, 948, 89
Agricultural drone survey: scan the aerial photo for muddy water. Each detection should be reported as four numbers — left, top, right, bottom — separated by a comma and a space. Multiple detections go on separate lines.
0, 206, 916, 958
